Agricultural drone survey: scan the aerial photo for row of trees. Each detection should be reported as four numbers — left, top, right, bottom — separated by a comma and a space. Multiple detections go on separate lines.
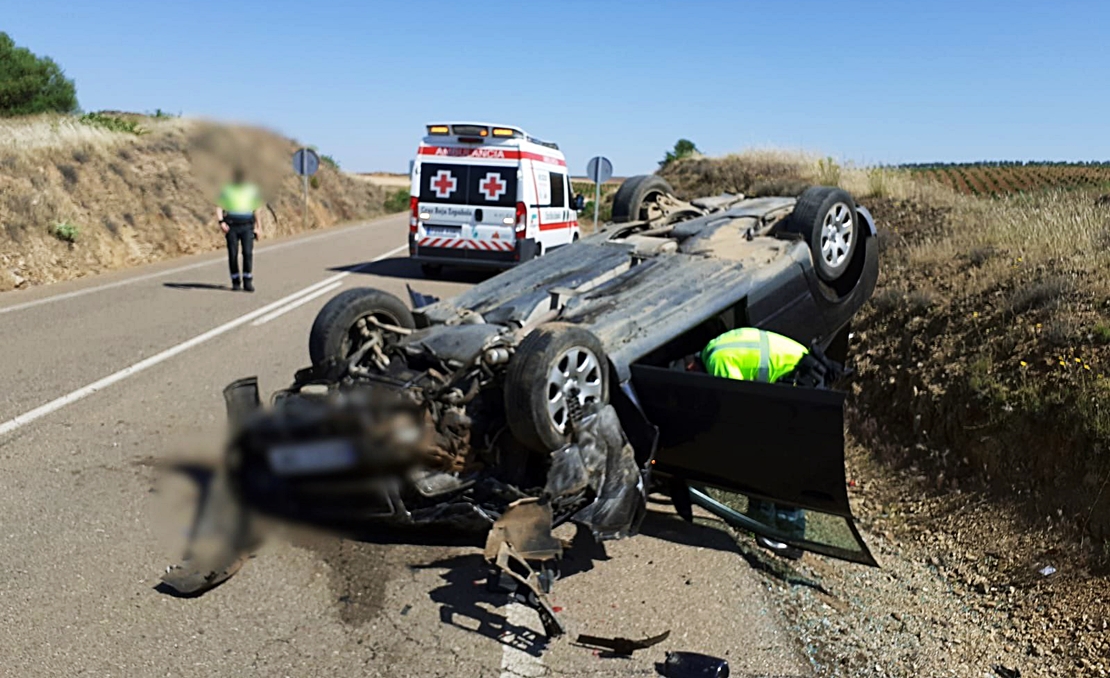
0, 32, 78, 116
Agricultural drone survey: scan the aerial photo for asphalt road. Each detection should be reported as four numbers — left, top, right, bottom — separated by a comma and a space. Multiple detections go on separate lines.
0, 215, 811, 678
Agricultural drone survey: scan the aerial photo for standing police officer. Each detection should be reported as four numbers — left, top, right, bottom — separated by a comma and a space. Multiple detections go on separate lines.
217, 168, 263, 292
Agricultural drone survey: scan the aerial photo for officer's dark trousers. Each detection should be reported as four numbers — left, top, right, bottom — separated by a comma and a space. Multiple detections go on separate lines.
225, 224, 254, 281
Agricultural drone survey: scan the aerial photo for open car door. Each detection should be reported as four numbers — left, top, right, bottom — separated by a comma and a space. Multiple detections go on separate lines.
629, 364, 877, 566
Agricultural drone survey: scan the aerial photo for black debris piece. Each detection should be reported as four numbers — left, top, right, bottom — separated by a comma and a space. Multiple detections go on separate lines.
575, 630, 670, 657
657, 651, 730, 677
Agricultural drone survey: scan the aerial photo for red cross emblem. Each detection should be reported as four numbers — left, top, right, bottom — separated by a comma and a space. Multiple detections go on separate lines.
478, 172, 507, 201
431, 170, 457, 199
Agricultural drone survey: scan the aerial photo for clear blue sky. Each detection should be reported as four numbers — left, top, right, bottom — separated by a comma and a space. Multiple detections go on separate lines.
5, 0, 1109, 173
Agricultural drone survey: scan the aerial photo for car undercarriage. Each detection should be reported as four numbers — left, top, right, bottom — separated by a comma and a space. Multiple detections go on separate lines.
162, 176, 881, 636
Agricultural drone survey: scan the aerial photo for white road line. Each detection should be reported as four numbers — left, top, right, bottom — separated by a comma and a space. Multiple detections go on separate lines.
0, 243, 408, 439
250, 281, 343, 327
499, 603, 547, 678
0, 216, 403, 316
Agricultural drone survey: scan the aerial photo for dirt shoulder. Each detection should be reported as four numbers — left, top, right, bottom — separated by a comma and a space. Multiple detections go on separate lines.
754, 432, 1110, 677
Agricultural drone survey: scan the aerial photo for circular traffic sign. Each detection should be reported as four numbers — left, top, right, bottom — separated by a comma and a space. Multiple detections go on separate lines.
293, 148, 321, 176
586, 156, 613, 184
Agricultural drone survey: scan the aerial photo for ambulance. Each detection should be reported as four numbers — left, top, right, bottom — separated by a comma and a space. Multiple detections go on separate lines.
408, 123, 584, 277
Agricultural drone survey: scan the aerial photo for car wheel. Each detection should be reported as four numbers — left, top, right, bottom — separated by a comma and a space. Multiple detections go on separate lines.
421, 263, 443, 279
308, 288, 415, 367
611, 175, 676, 223
504, 323, 610, 453
784, 186, 860, 283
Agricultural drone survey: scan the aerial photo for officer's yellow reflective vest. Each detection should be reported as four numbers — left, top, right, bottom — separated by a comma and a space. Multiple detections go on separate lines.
701, 328, 809, 383
218, 182, 263, 216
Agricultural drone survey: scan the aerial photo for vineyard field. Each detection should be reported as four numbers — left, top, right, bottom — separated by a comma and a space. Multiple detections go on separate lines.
902, 162, 1110, 196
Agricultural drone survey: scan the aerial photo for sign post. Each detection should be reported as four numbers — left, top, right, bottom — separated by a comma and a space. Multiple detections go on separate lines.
292, 148, 321, 229
585, 156, 613, 227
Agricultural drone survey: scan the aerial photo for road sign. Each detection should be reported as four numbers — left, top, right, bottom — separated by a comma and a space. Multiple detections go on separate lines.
293, 148, 320, 176
586, 156, 613, 226
293, 148, 321, 228
586, 156, 613, 184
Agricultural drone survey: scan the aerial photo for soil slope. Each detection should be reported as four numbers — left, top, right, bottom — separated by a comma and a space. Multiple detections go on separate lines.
0, 113, 389, 292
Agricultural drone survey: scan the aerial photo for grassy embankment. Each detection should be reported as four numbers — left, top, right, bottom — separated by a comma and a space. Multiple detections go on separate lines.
0, 112, 389, 292
660, 151, 1110, 554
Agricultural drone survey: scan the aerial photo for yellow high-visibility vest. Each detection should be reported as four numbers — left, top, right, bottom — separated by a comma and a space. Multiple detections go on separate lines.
218, 182, 263, 216
702, 328, 809, 383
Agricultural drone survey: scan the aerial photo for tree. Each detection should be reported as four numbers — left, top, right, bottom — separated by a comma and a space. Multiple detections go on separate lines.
659, 139, 699, 168
0, 32, 78, 117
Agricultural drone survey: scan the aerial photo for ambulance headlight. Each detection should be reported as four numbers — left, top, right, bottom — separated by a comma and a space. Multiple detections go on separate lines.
419, 212, 431, 220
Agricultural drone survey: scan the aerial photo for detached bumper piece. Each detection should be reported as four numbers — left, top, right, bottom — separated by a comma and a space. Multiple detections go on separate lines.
483, 499, 566, 637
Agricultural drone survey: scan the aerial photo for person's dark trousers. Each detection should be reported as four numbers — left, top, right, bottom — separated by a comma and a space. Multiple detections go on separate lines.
225, 224, 255, 291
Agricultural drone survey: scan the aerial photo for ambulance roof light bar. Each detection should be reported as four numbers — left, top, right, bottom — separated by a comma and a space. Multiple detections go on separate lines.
426, 123, 528, 140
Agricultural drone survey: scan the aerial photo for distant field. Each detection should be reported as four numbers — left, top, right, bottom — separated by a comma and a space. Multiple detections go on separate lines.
355, 173, 410, 188
904, 162, 1110, 196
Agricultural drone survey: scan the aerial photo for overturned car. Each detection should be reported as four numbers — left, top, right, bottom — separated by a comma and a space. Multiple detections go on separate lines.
166, 177, 880, 635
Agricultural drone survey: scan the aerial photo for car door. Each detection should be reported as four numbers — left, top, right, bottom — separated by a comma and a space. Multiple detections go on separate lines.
467, 163, 518, 245
629, 363, 877, 566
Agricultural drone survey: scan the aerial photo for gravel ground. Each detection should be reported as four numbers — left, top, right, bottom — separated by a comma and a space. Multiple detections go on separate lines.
736, 437, 1110, 677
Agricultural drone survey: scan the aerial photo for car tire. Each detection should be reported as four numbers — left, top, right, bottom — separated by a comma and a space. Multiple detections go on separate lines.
421, 263, 443, 279
504, 323, 610, 453
308, 288, 415, 367
783, 186, 859, 283
611, 175, 676, 223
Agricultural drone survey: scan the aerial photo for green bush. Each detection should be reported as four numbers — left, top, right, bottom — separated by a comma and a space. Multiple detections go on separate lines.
0, 32, 78, 116
320, 154, 340, 170
384, 188, 410, 213
79, 112, 145, 135
659, 139, 699, 169
51, 221, 79, 243
581, 199, 613, 224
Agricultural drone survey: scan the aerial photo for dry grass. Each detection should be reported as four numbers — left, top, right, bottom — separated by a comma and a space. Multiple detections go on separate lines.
660, 147, 958, 206
0, 113, 388, 291
660, 146, 1110, 547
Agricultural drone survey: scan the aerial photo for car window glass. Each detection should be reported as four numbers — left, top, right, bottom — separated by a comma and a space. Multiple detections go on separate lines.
549, 171, 566, 208
468, 166, 517, 207
418, 163, 516, 207
692, 485, 872, 563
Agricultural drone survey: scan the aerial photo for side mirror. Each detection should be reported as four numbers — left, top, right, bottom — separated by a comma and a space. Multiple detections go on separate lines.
574, 194, 585, 211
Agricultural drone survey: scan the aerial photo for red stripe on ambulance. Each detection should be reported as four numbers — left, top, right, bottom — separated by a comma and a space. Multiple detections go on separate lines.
417, 146, 566, 167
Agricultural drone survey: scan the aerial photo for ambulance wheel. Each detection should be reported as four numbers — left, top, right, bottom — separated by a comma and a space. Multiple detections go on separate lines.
782, 187, 859, 283
420, 263, 442, 279
504, 323, 610, 453
611, 175, 676, 223
308, 288, 415, 367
